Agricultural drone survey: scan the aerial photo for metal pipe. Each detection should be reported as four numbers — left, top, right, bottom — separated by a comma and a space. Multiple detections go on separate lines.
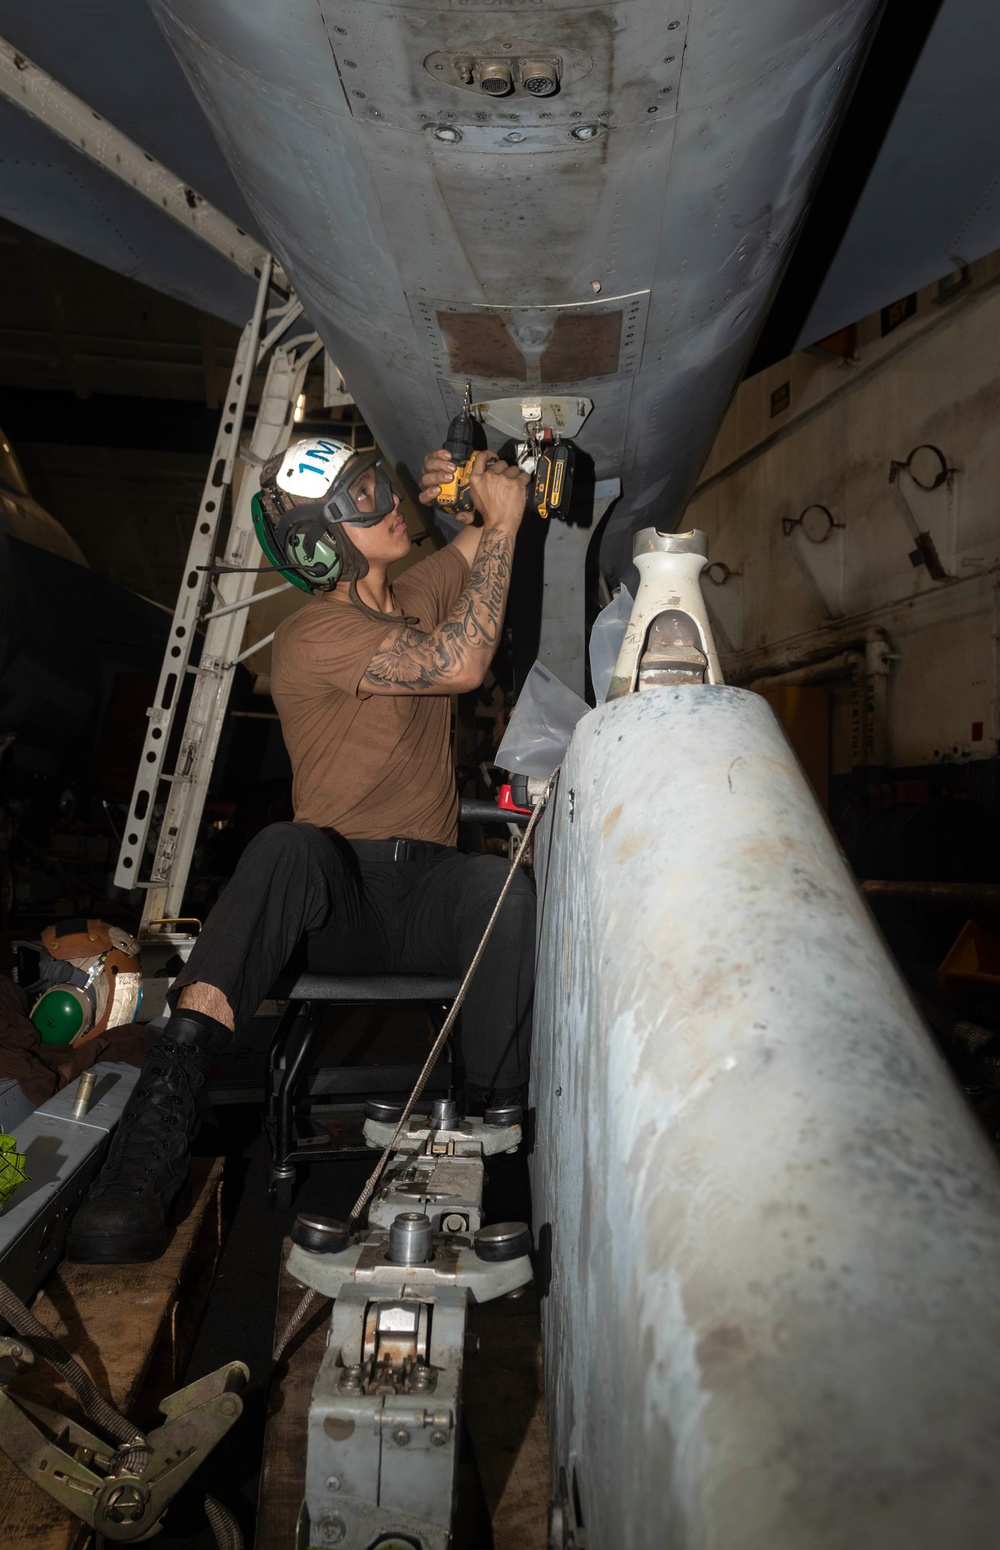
201, 581, 290, 622
750, 649, 873, 767
258, 298, 305, 358
725, 634, 869, 683
533, 686, 1000, 1549
71, 1070, 96, 1118
224, 630, 276, 669
721, 573, 997, 684
747, 651, 862, 694
749, 650, 870, 772
862, 880, 1000, 910
732, 626, 895, 687
744, 630, 895, 769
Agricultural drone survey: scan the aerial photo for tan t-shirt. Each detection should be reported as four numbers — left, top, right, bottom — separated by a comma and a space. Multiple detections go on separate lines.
271, 543, 470, 845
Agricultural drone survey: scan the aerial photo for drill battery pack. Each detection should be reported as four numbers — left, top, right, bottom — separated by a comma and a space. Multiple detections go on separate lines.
530, 440, 575, 520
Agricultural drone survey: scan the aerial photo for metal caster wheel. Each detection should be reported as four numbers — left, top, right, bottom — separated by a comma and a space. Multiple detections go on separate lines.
267, 1172, 295, 1211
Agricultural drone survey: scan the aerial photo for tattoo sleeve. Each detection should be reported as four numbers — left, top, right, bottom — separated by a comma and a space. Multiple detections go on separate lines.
362, 527, 515, 693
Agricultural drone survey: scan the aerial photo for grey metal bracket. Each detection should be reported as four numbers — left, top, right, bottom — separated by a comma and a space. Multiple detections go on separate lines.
365, 1114, 520, 1235
294, 1101, 532, 1547
287, 1231, 532, 1305
370, 1149, 486, 1235
363, 1113, 521, 1158
306, 1283, 468, 1550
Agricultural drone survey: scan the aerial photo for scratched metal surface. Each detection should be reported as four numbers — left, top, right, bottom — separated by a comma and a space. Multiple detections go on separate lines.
531, 687, 1000, 1547
149, 0, 883, 579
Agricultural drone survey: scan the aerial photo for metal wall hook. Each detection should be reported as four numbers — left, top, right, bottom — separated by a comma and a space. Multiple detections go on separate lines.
888, 443, 956, 491
781, 504, 843, 543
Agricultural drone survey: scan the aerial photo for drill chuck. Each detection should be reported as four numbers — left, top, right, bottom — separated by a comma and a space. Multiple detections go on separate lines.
444, 412, 474, 464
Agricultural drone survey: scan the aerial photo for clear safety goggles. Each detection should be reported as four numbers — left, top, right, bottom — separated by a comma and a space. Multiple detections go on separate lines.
322, 451, 398, 528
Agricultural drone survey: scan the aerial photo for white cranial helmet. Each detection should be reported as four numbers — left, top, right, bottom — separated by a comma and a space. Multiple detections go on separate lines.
275, 437, 360, 500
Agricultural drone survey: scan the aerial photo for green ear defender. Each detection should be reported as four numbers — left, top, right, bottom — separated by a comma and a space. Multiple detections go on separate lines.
251, 492, 343, 592
285, 525, 343, 587
31, 985, 90, 1045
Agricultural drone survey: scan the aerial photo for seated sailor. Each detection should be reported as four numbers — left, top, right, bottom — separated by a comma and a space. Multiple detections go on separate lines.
67, 436, 535, 1264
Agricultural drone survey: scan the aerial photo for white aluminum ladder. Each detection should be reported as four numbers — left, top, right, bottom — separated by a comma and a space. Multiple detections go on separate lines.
113, 263, 323, 938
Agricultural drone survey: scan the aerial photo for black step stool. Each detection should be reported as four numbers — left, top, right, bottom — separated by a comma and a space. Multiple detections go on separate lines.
263, 972, 461, 1209
260, 799, 528, 1209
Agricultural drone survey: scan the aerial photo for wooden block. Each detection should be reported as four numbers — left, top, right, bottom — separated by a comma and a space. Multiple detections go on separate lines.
256, 1241, 329, 1550
465, 1288, 551, 1550
0, 1157, 224, 1550
759, 685, 830, 809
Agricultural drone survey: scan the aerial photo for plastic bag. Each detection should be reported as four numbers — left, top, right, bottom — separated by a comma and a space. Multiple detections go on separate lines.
589, 585, 633, 706
496, 661, 590, 779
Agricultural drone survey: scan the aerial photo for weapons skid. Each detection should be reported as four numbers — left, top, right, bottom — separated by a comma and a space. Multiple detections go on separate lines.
286, 1103, 532, 1550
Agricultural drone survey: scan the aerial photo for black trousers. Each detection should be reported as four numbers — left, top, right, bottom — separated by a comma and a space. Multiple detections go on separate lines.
170, 822, 535, 1091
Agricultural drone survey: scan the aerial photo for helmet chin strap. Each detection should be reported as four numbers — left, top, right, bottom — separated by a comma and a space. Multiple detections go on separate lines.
332, 523, 367, 584
338, 527, 420, 627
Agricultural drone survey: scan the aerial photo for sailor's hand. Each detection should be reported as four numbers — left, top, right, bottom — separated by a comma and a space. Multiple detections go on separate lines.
469, 451, 529, 528
419, 448, 457, 508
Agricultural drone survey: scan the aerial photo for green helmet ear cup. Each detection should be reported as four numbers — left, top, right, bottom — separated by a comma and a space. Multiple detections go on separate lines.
31, 986, 91, 1045
252, 492, 313, 592
286, 527, 343, 586
251, 492, 342, 591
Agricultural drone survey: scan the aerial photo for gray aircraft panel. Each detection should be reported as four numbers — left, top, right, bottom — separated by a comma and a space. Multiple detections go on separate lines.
0, 0, 260, 236
799, 0, 1000, 344
1, 1, 998, 458
152, 0, 884, 578
0, 97, 258, 324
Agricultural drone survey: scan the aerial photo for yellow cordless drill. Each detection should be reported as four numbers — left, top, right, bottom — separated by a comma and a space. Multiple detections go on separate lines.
436, 381, 476, 515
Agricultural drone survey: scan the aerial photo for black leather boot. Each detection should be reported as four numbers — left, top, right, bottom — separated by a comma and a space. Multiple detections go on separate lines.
66, 1011, 230, 1264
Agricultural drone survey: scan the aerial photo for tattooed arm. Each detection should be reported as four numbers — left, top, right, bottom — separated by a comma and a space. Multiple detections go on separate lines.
361, 451, 528, 696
